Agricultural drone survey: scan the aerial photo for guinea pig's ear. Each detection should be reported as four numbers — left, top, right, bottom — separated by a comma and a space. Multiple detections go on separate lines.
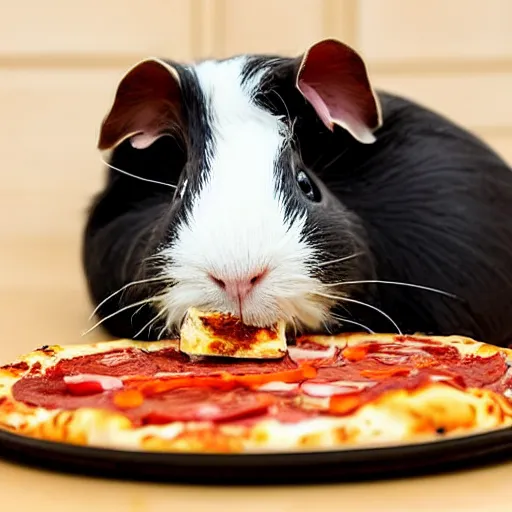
296, 39, 382, 144
98, 58, 183, 151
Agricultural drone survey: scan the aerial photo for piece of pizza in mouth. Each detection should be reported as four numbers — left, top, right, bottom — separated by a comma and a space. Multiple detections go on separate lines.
179, 307, 288, 359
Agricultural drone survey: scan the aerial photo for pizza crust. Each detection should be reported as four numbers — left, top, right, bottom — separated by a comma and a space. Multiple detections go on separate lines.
305, 332, 512, 358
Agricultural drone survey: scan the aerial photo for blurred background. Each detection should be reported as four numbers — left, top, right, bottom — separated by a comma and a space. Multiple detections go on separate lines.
1, 0, 511, 361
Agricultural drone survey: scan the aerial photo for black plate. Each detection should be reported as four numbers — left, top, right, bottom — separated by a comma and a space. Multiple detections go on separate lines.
1, 427, 512, 484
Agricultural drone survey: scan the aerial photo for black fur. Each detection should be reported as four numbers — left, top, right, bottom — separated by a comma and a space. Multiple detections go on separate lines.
331, 93, 512, 345
83, 62, 214, 339
83, 54, 512, 346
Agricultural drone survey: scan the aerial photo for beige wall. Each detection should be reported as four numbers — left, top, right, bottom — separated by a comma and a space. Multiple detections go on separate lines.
1, 0, 511, 353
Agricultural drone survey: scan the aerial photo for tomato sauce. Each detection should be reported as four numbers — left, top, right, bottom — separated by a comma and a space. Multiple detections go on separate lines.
9, 337, 512, 426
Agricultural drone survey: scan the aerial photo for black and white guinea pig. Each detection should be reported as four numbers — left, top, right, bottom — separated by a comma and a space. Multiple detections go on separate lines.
82, 39, 512, 347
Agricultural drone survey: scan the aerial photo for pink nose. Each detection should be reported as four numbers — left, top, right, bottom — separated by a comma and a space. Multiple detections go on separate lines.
209, 271, 266, 302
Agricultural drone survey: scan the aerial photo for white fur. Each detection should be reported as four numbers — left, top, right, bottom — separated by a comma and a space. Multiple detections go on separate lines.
158, 58, 329, 331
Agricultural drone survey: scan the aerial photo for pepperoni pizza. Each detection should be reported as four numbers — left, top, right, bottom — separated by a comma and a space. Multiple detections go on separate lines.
0, 314, 511, 453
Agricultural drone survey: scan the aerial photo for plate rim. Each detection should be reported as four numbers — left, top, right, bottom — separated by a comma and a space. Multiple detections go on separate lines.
1, 425, 512, 483
0, 423, 512, 459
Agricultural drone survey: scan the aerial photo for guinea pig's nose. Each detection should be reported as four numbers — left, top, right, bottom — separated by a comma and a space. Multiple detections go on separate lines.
209, 271, 267, 302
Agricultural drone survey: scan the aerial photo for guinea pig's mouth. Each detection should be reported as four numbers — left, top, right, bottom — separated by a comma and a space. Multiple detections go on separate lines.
169, 294, 334, 340
154, 263, 337, 339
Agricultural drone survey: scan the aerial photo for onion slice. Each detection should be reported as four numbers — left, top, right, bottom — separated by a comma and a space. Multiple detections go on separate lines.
99, 352, 132, 366
300, 381, 368, 398
64, 374, 124, 395
288, 344, 336, 362
370, 354, 409, 366
256, 381, 300, 392
330, 380, 376, 390
380, 346, 428, 356
428, 374, 454, 383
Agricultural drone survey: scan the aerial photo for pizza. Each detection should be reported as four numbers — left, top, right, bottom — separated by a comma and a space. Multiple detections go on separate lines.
0, 311, 511, 454
179, 307, 287, 359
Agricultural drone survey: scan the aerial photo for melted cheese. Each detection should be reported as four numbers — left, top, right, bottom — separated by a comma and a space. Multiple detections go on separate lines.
179, 307, 287, 359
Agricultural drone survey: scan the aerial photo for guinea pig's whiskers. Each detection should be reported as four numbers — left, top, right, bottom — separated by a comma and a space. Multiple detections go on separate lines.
330, 313, 375, 334
311, 290, 402, 334
157, 323, 169, 341
310, 147, 349, 173
130, 304, 149, 322
270, 89, 292, 129
324, 279, 459, 299
132, 308, 168, 339
322, 320, 334, 335
88, 276, 173, 320
319, 147, 350, 171
283, 118, 298, 148
100, 157, 177, 189
316, 252, 362, 268
81, 296, 165, 337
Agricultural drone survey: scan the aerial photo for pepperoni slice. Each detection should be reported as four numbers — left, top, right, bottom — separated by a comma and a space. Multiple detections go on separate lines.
133, 389, 275, 425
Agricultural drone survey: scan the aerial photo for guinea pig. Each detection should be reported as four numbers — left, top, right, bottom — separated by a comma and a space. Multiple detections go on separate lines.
82, 38, 512, 347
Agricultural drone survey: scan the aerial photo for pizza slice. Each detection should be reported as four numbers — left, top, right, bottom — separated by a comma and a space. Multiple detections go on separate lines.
179, 307, 287, 359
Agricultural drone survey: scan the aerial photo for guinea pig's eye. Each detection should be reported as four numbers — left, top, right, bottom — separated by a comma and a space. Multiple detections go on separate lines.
296, 170, 321, 202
